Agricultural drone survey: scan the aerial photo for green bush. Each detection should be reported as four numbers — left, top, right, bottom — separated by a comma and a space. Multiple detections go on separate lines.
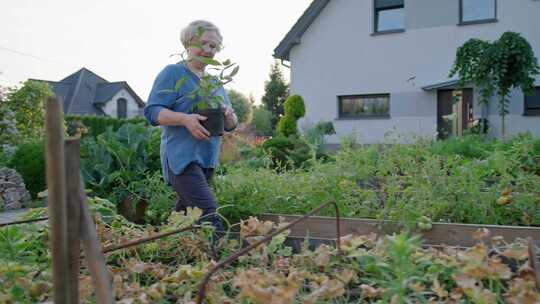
429, 134, 495, 159
65, 115, 147, 138
283, 95, 305, 118
277, 95, 306, 137
258, 136, 310, 169
277, 115, 297, 137
8, 141, 45, 198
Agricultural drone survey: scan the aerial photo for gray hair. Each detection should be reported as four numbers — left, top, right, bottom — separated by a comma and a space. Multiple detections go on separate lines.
180, 20, 223, 51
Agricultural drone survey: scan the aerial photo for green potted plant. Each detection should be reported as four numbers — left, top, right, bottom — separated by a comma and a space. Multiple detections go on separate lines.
188, 57, 238, 136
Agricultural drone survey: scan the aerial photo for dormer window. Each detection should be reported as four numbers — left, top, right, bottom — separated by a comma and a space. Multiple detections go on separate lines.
374, 0, 405, 34
460, 0, 497, 25
117, 98, 127, 118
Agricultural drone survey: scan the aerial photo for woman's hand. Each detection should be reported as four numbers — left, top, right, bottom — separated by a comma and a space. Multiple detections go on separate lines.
182, 113, 210, 140
224, 106, 238, 131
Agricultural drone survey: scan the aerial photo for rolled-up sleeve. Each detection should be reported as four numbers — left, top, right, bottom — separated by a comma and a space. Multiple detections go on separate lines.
144, 65, 179, 126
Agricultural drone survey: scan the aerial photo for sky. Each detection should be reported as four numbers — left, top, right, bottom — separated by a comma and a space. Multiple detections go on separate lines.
0, 0, 312, 103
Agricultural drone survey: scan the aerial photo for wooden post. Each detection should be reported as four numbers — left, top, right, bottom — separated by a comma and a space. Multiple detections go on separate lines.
45, 96, 71, 303
78, 180, 114, 303
65, 138, 81, 303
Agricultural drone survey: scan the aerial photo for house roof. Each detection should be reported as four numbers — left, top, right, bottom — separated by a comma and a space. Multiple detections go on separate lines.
273, 0, 330, 61
32, 67, 145, 115
95, 82, 145, 107
421, 80, 460, 91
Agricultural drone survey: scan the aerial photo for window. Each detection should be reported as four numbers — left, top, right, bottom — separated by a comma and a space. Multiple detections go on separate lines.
338, 94, 390, 118
117, 98, 127, 118
460, 0, 497, 24
374, 0, 404, 33
524, 87, 540, 116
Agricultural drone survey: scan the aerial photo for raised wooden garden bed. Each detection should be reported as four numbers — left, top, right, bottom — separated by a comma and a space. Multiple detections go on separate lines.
260, 214, 540, 247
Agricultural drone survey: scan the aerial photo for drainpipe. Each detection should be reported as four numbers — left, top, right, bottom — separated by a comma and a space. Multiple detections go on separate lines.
280, 59, 290, 69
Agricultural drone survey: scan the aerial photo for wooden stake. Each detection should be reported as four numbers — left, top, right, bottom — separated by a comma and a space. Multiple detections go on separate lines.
78, 180, 114, 304
65, 138, 81, 303
45, 96, 71, 303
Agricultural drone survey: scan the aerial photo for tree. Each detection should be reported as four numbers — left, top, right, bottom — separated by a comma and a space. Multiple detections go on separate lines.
251, 105, 273, 136
450, 32, 539, 139
226, 89, 252, 124
0, 85, 19, 150
3, 80, 53, 142
261, 61, 289, 130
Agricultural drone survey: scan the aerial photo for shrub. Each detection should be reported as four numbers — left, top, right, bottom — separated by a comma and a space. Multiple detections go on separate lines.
8, 141, 46, 198
277, 95, 305, 137
258, 136, 310, 169
65, 115, 147, 138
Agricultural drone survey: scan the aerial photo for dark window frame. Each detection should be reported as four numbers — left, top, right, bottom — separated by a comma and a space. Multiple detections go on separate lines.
117, 98, 127, 118
459, 0, 498, 26
373, 0, 405, 35
524, 86, 540, 116
337, 94, 391, 120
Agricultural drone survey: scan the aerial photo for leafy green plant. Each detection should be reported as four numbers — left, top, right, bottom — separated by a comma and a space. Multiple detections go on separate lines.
81, 123, 162, 221
450, 31, 540, 138
8, 141, 46, 198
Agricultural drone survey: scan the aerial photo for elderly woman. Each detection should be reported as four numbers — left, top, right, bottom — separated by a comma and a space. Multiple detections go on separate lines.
144, 20, 237, 231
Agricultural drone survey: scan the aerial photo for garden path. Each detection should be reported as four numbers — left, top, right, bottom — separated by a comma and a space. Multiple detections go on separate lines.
0, 209, 28, 225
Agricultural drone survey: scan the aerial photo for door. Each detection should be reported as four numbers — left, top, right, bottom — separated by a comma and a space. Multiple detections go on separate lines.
437, 89, 473, 140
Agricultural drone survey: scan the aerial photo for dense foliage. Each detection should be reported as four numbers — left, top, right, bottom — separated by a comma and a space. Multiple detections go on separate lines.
226, 89, 252, 124
0, 81, 52, 147
450, 31, 540, 138
216, 134, 540, 226
65, 115, 147, 138
250, 105, 273, 136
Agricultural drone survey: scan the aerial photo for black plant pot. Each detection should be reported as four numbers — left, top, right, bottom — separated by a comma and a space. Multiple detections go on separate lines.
194, 108, 224, 136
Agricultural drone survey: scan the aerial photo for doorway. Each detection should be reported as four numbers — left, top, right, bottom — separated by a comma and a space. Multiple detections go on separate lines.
437, 89, 473, 140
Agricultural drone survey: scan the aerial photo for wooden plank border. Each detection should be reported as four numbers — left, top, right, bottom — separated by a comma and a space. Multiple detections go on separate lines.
260, 214, 540, 247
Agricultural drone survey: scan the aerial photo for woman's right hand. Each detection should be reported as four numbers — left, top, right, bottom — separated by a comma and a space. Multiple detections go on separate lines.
182, 113, 210, 140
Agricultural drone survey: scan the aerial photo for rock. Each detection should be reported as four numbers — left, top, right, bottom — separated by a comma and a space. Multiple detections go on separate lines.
0, 167, 31, 210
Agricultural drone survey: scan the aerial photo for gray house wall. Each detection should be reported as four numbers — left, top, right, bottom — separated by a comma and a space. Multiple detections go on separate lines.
289, 0, 540, 143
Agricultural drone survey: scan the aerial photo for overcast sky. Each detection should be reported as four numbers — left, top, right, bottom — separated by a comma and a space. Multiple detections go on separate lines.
0, 0, 312, 103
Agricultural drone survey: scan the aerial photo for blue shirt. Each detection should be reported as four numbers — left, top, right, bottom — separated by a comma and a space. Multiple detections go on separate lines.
144, 63, 230, 184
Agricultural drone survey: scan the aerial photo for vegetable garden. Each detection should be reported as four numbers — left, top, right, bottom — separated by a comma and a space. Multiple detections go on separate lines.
1, 97, 540, 303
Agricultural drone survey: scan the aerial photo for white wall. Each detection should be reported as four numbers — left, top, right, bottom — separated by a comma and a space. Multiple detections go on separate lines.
102, 89, 141, 118
289, 0, 540, 143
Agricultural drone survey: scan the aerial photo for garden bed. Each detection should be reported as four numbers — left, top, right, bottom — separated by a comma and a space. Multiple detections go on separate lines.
260, 214, 540, 248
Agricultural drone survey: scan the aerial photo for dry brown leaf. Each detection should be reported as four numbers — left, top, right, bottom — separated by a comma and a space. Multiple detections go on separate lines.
472, 228, 491, 241
501, 247, 530, 260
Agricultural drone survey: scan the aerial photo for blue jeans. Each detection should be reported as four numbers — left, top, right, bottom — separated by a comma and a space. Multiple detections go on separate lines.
168, 163, 224, 231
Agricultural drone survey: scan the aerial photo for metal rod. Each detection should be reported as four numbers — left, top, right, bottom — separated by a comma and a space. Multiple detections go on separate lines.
102, 226, 202, 254
0, 217, 48, 227
196, 200, 341, 304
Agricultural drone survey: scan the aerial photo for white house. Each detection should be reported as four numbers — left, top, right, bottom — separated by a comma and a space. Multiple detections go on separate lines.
274, 0, 540, 144
36, 68, 145, 118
